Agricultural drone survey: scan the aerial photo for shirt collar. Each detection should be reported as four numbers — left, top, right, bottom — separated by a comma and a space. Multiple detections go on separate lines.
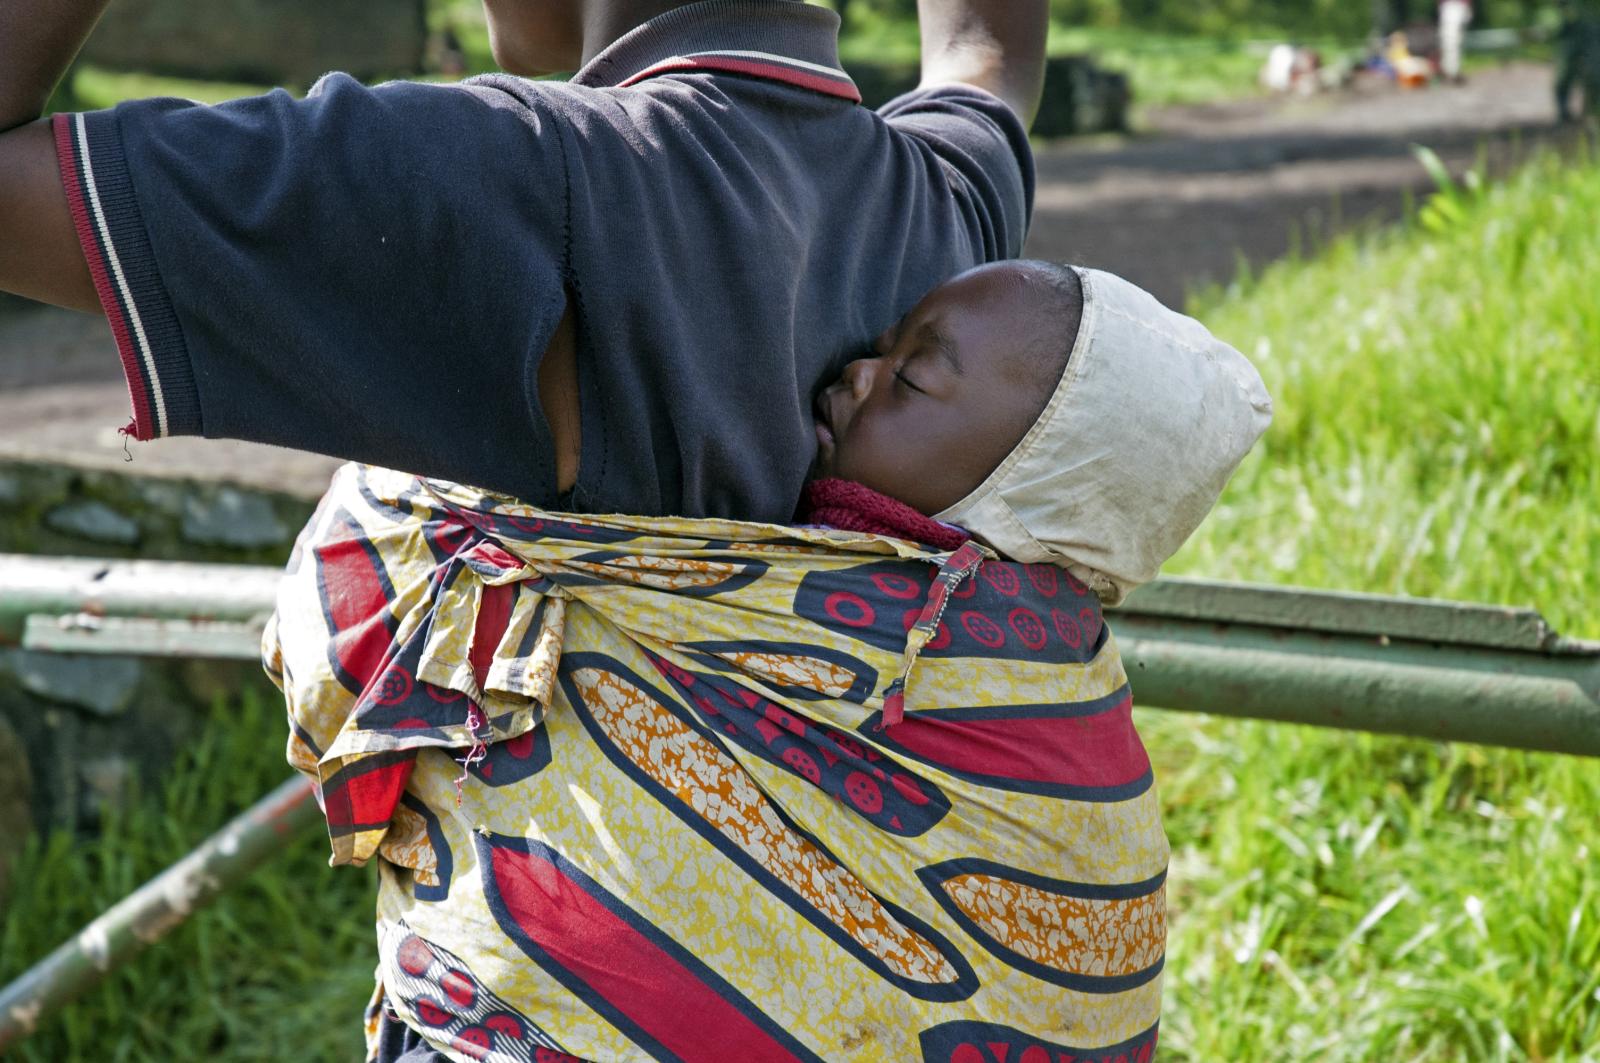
572, 0, 860, 102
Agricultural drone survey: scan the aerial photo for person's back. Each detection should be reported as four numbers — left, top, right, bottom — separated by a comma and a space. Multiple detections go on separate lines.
0, 2, 1060, 1057
497, 11, 1032, 518
0, 0, 1036, 526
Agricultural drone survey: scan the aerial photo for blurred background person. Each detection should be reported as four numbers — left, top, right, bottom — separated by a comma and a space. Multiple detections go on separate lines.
1439, 0, 1473, 81
1556, 0, 1600, 119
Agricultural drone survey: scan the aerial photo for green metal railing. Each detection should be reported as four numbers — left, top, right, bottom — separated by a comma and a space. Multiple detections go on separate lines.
2, 552, 1597, 1047
1112, 578, 1600, 754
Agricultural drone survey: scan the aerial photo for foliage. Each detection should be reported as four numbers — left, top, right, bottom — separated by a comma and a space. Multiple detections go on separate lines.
0, 693, 375, 1062
67, 67, 272, 110
52, 0, 1457, 119
1149, 145, 1600, 1059
1044, 27, 1275, 109
824, 0, 1568, 114
47, 0, 1575, 120
839, 0, 1560, 38
1178, 146, 1600, 636
50, 8, 1283, 117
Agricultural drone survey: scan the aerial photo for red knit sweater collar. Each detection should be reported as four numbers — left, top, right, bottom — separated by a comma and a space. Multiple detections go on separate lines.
798, 479, 971, 551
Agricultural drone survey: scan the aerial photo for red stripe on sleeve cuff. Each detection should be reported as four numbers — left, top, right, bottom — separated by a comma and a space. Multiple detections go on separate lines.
53, 112, 158, 440
50, 111, 201, 440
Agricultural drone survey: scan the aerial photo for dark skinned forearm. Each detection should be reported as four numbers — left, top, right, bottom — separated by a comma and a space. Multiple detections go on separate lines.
0, 0, 106, 309
0, 0, 112, 132
915, 0, 1047, 129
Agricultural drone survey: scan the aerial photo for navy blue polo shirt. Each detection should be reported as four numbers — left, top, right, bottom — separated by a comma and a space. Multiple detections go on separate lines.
53, 0, 1033, 523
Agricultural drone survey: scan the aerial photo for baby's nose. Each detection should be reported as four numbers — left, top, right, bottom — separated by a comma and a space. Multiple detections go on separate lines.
842, 356, 877, 399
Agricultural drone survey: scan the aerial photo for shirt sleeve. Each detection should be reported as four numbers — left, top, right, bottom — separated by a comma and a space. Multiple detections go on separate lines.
878, 84, 1035, 261
52, 74, 570, 502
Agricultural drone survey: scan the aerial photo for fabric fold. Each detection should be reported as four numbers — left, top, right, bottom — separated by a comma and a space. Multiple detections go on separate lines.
266, 463, 1168, 1062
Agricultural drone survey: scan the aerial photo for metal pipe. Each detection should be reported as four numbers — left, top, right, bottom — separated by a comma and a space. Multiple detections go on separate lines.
0, 555, 280, 645
1109, 577, 1600, 757
20, 614, 267, 660
3, 554, 1597, 752
1114, 622, 1600, 755
0, 776, 320, 1050
1, 557, 1596, 1043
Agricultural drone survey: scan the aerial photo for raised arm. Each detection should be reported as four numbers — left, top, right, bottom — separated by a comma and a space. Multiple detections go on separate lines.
915, 0, 1048, 128
0, 0, 108, 311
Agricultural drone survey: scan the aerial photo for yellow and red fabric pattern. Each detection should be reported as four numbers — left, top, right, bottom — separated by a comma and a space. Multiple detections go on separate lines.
266, 464, 1169, 1063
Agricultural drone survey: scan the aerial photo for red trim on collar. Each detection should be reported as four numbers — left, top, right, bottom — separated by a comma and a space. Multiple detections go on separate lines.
618, 50, 861, 102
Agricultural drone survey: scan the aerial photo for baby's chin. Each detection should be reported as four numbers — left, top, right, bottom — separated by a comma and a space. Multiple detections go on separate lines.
806, 453, 834, 483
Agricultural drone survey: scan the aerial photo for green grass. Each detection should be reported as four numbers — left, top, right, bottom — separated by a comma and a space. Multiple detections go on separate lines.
0, 692, 376, 1061
1178, 148, 1600, 637
1144, 146, 1600, 1059
69, 66, 274, 109
1146, 720, 1600, 1059
5, 135, 1599, 1063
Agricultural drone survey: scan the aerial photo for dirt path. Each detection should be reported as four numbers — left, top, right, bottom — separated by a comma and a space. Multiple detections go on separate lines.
0, 61, 1575, 494
1022, 61, 1573, 306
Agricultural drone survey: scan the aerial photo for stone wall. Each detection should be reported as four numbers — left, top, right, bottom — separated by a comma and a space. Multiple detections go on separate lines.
0, 460, 315, 562
0, 460, 318, 900
81, 0, 427, 86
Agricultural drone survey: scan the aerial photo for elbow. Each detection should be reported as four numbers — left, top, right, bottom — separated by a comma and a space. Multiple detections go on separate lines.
919, 42, 1046, 129
999, 69, 1045, 130
920, 63, 1045, 130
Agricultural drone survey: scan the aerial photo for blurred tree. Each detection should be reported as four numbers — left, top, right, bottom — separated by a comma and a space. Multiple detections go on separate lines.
1373, 0, 1412, 36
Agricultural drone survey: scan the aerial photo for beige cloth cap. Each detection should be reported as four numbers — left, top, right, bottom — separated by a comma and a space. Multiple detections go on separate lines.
933, 267, 1273, 605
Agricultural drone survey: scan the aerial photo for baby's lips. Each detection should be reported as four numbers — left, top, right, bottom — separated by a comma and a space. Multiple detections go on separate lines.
812, 389, 830, 425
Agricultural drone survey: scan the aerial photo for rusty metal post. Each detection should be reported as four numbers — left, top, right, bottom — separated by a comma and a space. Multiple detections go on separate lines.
0, 554, 280, 644
1110, 578, 1600, 756
0, 776, 319, 1050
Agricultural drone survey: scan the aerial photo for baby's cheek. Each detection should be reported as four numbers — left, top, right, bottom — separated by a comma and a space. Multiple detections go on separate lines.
834, 426, 895, 488
864, 424, 961, 512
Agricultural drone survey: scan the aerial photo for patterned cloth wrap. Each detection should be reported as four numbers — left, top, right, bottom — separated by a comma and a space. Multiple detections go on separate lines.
265, 464, 1169, 1063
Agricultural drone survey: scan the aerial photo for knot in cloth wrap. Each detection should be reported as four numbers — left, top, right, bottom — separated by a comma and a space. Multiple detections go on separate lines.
266, 464, 1169, 1063
934, 267, 1273, 605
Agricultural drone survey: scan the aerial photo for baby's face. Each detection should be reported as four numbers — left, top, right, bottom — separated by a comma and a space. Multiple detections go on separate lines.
812, 262, 1059, 515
